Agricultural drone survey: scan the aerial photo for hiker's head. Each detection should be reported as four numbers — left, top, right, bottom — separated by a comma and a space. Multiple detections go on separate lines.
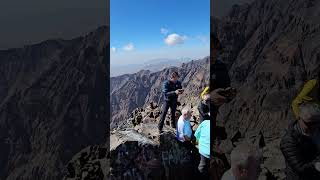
170, 72, 180, 83
230, 143, 261, 180
299, 103, 320, 134
202, 93, 210, 104
181, 107, 192, 119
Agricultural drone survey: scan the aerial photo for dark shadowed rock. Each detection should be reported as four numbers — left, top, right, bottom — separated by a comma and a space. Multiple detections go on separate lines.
62, 145, 108, 180
109, 124, 199, 180
212, 0, 320, 179
0, 26, 108, 179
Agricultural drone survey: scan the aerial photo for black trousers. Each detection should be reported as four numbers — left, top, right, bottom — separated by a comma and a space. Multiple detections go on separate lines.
198, 154, 210, 179
158, 100, 177, 130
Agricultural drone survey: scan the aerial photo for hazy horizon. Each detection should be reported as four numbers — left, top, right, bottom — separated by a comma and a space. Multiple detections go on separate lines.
110, 56, 209, 77
0, 0, 107, 50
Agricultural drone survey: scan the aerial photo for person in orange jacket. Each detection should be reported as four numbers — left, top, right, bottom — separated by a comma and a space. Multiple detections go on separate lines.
292, 71, 320, 119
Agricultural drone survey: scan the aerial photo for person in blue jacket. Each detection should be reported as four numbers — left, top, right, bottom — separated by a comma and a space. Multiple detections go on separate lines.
195, 118, 210, 178
158, 71, 183, 133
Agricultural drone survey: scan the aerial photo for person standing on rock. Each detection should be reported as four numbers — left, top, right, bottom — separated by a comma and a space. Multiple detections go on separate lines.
210, 34, 236, 122
280, 103, 320, 180
210, 32, 237, 180
158, 71, 183, 133
195, 117, 211, 179
210, 34, 236, 145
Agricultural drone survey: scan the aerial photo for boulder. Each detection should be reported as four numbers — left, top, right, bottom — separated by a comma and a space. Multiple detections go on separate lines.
109, 123, 200, 180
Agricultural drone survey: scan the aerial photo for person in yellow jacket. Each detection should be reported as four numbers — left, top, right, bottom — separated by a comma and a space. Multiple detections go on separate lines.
201, 86, 210, 98
292, 74, 320, 119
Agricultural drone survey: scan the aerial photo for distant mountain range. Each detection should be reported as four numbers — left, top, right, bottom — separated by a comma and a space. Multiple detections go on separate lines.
110, 57, 209, 129
110, 58, 193, 77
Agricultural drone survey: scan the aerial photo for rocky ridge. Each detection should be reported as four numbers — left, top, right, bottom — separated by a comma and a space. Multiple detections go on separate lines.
0, 26, 108, 180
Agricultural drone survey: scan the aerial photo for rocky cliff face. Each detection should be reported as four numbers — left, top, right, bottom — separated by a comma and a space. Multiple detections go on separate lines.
213, 0, 320, 179
64, 102, 202, 180
110, 58, 210, 129
216, 0, 320, 136
0, 27, 108, 179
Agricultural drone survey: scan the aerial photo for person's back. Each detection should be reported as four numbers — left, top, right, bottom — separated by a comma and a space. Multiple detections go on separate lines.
195, 120, 210, 157
198, 102, 210, 123
195, 119, 210, 179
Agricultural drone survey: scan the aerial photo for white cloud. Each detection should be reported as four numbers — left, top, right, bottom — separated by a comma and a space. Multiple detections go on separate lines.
164, 33, 187, 46
160, 28, 169, 35
123, 43, 134, 51
196, 35, 209, 44
111, 47, 116, 53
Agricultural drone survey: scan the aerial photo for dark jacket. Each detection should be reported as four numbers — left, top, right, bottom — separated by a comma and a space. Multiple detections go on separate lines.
198, 102, 210, 122
280, 121, 320, 180
211, 59, 230, 90
162, 80, 182, 101
211, 60, 231, 116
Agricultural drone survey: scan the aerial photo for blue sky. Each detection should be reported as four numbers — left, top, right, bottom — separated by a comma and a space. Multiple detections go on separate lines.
110, 0, 210, 66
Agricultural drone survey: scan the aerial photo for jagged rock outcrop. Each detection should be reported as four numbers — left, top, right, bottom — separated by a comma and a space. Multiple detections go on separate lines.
0, 27, 108, 179
62, 145, 108, 180
65, 102, 202, 180
216, 0, 320, 137
109, 124, 200, 180
111, 58, 209, 130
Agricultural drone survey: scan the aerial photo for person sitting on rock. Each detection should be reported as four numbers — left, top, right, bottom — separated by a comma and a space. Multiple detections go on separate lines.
158, 71, 183, 134
198, 93, 210, 123
280, 103, 320, 180
221, 143, 262, 180
176, 107, 193, 143
292, 71, 320, 120
195, 117, 210, 178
